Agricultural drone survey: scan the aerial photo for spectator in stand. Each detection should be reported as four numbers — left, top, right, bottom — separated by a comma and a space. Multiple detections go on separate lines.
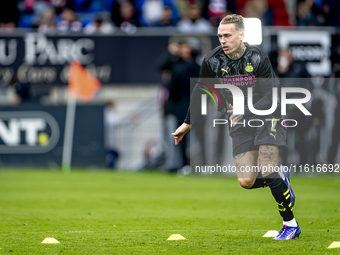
104, 101, 121, 168
156, 42, 181, 171
10, 75, 32, 105
112, 0, 141, 33
171, 42, 207, 173
37, 7, 57, 33
322, 0, 340, 26
153, 6, 178, 27
177, 4, 213, 34
141, 0, 164, 25
47, 0, 67, 13
56, 7, 83, 32
31, 0, 67, 19
0, 0, 19, 31
328, 76, 340, 164
157, 42, 180, 85
136, 0, 179, 26
66, 0, 103, 12
273, 47, 312, 166
202, 0, 237, 27
154, 6, 178, 26
175, 0, 191, 19
22, 0, 37, 11
275, 48, 311, 79
244, 0, 274, 26
160, 41, 204, 172
84, 14, 115, 33
296, 0, 324, 26
104, 101, 139, 168
28, 1, 57, 29
162, 41, 193, 136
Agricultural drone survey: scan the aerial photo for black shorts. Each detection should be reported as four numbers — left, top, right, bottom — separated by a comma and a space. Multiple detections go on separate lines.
231, 117, 287, 157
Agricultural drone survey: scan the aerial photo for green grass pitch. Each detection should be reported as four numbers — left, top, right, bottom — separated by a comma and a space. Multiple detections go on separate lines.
0, 170, 339, 254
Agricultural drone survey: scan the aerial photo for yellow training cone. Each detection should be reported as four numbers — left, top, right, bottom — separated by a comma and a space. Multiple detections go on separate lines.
328, 242, 340, 249
263, 230, 279, 237
167, 234, 186, 240
41, 238, 60, 244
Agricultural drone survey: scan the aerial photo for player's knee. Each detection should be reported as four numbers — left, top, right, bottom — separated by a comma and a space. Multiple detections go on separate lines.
238, 178, 255, 189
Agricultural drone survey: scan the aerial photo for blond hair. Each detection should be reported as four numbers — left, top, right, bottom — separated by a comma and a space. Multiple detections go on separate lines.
220, 14, 245, 31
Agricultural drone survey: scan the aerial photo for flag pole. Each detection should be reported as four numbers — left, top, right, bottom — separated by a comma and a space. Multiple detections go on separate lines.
62, 61, 101, 172
62, 95, 77, 172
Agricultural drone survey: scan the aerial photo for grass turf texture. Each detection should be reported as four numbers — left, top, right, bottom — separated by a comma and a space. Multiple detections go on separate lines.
0, 170, 339, 254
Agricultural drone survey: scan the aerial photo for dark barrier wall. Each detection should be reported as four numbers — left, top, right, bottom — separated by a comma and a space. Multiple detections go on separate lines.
0, 29, 338, 85
0, 105, 105, 167
0, 34, 169, 85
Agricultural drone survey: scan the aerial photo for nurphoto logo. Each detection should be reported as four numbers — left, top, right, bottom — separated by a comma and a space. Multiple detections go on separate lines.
200, 83, 312, 128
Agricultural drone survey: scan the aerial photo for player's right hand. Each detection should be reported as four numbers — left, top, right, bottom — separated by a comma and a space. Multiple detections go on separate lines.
227, 104, 243, 127
171, 123, 192, 145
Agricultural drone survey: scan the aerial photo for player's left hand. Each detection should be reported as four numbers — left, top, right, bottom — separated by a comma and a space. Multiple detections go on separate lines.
227, 104, 243, 127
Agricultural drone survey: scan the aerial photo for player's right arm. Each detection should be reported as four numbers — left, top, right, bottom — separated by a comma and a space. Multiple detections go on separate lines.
171, 123, 192, 145
183, 58, 216, 124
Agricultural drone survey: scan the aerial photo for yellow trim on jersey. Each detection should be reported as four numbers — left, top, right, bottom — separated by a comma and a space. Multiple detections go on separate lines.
221, 68, 228, 74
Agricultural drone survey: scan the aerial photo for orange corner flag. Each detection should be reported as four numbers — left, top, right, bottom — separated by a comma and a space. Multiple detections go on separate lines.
68, 61, 101, 101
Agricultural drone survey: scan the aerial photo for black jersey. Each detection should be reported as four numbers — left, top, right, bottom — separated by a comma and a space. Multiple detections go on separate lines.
184, 42, 280, 125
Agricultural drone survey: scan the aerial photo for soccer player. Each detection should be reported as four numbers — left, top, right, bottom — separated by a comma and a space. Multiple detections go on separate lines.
171, 14, 301, 240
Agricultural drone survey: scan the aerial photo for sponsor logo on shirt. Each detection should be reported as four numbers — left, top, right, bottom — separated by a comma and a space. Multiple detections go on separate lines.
219, 75, 257, 86
245, 63, 254, 72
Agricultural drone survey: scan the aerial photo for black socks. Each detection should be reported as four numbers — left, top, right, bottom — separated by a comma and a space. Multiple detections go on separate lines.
249, 177, 267, 189
264, 172, 294, 221
249, 172, 266, 189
